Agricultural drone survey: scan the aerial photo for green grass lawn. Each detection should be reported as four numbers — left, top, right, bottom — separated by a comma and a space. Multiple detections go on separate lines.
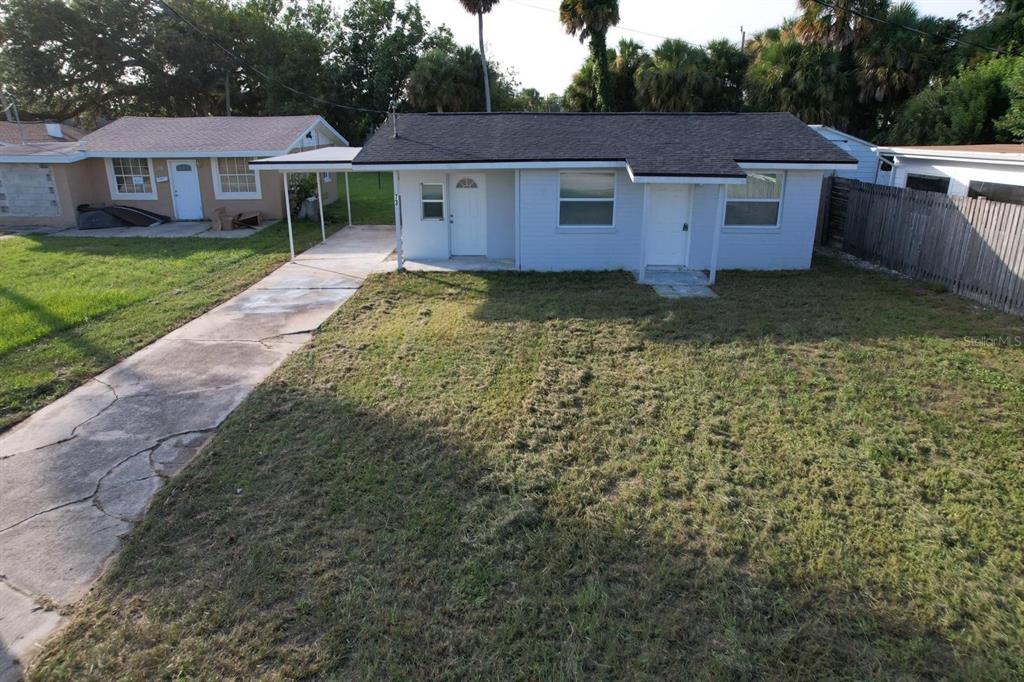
31, 256, 1024, 679
0, 172, 393, 431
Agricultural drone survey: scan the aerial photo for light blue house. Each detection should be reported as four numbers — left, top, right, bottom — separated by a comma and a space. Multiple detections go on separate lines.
349, 113, 857, 282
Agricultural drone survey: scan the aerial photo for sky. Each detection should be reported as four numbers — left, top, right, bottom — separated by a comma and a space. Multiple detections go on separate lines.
336, 0, 985, 94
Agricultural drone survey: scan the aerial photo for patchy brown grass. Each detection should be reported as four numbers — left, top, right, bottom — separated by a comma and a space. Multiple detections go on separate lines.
32, 256, 1024, 680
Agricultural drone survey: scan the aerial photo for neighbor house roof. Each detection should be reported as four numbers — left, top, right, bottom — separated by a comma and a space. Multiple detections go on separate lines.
0, 115, 349, 163
78, 115, 344, 156
809, 125, 877, 149
354, 112, 856, 178
0, 121, 86, 145
0, 141, 86, 163
879, 144, 1024, 164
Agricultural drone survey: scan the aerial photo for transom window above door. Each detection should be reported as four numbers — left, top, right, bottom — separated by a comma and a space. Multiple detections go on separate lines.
455, 178, 478, 189
559, 171, 615, 227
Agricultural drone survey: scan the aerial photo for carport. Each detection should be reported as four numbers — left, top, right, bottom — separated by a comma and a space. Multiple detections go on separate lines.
250, 146, 362, 261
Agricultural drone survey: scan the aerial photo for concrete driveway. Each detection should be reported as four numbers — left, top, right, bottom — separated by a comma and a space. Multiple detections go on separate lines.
0, 225, 395, 680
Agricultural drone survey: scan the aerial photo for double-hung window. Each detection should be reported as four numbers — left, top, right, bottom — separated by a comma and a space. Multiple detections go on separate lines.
559, 171, 615, 227
108, 158, 156, 199
421, 183, 444, 220
213, 157, 261, 199
725, 172, 784, 227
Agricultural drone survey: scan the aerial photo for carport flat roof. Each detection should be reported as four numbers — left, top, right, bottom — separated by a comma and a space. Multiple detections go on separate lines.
250, 146, 361, 171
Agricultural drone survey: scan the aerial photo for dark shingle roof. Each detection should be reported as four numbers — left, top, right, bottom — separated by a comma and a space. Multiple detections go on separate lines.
354, 112, 856, 177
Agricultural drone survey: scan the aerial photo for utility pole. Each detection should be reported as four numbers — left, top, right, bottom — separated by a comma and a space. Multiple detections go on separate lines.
740, 26, 746, 50
0, 91, 26, 143
224, 72, 231, 116
0, 91, 13, 122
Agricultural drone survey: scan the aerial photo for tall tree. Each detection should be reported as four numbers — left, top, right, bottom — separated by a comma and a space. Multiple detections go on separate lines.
795, 0, 888, 49
564, 39, 648, 112
634, 40, 713, 112
610, 39, 649, 111
456, 0, 498, 112
745, 31, 851, 127
888, 56, 1017, 144
405, 48, 473, 112
559, 0, 619, 111
405, 44, 517, 112
704, 39, 749, 110
332, 0, 449, 140
854, 2, 961, 130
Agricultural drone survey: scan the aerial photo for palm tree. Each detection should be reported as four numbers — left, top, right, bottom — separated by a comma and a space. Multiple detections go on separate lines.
457, 0, 499, 112
634, 40, 714, 112
855, 2, 958, 129
795, 0, 888, 49
559, 0, 620, 111
745, 34, 850, 127
406, 48, 477, 112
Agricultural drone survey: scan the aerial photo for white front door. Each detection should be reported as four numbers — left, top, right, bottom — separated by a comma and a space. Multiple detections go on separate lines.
450, 174, 487, 255
169, 160, 203, 220
645, 185, 692, 266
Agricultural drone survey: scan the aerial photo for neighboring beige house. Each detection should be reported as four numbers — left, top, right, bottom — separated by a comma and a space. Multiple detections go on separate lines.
0, 121, 86, 146
0, 115, 346, 227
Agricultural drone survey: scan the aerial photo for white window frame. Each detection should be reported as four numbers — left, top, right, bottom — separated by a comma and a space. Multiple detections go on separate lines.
557, 170, 617, 230
724, 171, 786, 230
212, 157, 262, 200
105, 157, 157, 201
421, 182, 444, 221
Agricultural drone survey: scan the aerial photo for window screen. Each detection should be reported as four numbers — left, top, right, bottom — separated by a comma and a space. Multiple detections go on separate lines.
906, 174, 950, 194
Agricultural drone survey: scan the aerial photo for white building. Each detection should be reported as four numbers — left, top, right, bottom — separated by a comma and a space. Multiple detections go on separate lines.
878, 144, 1024, 204
344, 112, 857, 282
810, 125, 892, 185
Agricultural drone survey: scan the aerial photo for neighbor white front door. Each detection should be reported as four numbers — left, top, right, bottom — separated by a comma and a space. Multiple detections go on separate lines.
645, 185, 692, 266
169, 160, 203, 220
450, 174, 487, 255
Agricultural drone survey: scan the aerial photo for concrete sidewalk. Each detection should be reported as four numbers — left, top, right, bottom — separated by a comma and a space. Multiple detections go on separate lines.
0, 225, 395, 680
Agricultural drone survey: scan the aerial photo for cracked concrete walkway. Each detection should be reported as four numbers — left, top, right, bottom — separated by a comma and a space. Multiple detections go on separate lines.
0, 225, 394, 680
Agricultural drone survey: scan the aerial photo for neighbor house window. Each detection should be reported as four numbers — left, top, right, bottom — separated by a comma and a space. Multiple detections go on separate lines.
725, 172, 783, 227
213, 157, 261, 199
559, 171, 615, 227
107, 158, 156, 199
421, 183, 444, 219
968, 180, 1024, 205
905, 174, 950, 195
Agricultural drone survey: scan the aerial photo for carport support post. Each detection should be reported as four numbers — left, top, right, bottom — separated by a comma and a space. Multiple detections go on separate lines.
344, 172, 352, 227
709, 185, 725, 285
315, 171, 326, 243
393, 171, 403, 271
282, 172, 295, 261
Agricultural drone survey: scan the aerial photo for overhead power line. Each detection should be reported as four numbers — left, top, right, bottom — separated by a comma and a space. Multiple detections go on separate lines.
504, 0, 681, 44
150, 0, 388, 115
809, 0, 1021, 57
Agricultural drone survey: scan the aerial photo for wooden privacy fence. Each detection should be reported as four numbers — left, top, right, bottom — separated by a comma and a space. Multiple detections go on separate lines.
824, 178, 1024, 316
